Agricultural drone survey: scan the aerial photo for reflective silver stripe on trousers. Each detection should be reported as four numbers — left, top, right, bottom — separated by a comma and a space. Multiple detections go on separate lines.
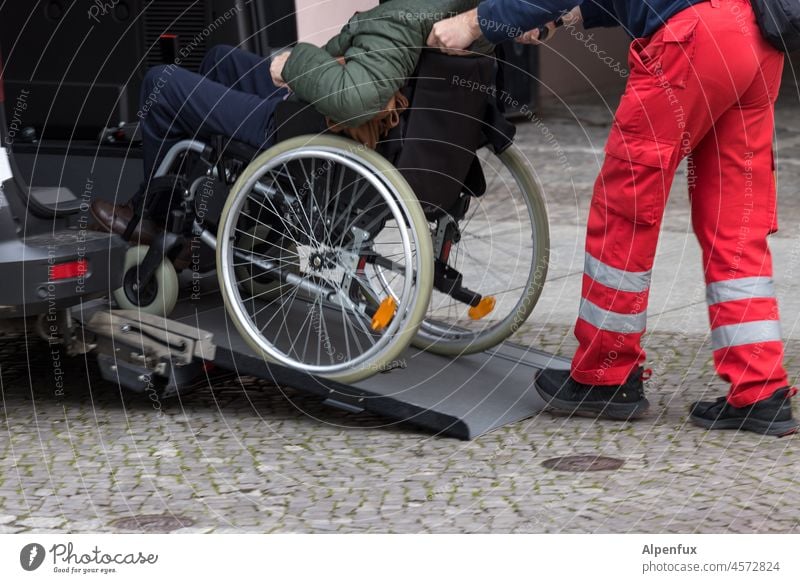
706, 276, 775, 306
711, 320, 783, 350
579, 298, 647, 334
584, 253, 651, 293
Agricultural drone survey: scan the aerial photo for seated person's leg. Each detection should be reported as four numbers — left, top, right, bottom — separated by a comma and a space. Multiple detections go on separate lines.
139, 62, 286, 179
91, 60, 287, 241
199, 44, 284, 98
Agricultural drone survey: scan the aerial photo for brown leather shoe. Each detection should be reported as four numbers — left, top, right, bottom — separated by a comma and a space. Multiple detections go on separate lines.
89, 199, 161, 245
91, 199, 197, 271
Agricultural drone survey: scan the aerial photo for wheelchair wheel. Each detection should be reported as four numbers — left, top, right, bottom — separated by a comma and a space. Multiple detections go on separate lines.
411, 144, 549, 355
113, 245, 179, 317
217, 135, 433, 384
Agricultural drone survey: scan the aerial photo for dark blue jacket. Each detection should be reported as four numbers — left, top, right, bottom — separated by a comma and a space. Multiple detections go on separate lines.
477, 0, 707, 43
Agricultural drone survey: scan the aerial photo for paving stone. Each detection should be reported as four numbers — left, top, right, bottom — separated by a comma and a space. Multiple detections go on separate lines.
16, 517, 65, 529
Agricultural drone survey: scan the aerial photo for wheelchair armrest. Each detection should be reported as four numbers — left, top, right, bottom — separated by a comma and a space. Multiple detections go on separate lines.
219, 138, 260, 163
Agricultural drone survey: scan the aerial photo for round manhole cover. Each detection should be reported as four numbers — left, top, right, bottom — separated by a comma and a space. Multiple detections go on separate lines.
110, 514, 194, 533
541, 455, 624, 472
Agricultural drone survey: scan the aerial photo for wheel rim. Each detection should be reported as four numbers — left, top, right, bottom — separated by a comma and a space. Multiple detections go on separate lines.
122, 266, 159, 306
219, 146, 427, 376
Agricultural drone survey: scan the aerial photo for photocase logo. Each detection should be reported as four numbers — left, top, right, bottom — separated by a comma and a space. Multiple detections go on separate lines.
20, 543, 46, 571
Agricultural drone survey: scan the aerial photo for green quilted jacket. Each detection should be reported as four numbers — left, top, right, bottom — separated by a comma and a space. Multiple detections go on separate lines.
281, 0, 487, 128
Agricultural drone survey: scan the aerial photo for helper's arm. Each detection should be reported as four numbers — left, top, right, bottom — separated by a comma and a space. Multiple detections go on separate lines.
477, 0, 583, 43
281, 22, 420, 128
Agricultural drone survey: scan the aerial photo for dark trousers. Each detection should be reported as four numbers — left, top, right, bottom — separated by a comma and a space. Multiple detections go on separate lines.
139, 44, 288, 179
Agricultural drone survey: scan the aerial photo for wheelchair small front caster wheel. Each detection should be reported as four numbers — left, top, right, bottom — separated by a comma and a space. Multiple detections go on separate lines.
113, 245, 179, 316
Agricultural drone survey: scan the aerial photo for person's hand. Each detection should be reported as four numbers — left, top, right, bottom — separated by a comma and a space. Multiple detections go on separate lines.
427, 8, 482, 55
515, 21, 558, 45
270, 51, 291, 88
562, 5, 583, 26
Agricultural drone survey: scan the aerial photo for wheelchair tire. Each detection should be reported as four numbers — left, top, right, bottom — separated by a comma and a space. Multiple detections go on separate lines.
412, 144, 550, 356
216, 135, 433, 384
113, 245, 180, 317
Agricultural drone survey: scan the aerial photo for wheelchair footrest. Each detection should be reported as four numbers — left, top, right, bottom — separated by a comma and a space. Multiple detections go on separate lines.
468, 296, 496, 321
433, 261, 489, 315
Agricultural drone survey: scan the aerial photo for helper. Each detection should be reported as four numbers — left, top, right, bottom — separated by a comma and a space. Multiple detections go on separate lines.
429, 0, 797, 436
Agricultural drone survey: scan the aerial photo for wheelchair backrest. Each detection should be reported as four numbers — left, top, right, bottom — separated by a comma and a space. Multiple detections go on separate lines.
273, 50, 516, 217
384, 51, 496, 217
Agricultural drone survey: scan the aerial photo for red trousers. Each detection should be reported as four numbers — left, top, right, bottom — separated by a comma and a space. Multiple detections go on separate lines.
571, 0, 788, 406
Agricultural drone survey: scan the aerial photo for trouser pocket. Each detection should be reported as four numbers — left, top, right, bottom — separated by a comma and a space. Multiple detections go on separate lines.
596, 126, 679, 227
644, 17, 699, 89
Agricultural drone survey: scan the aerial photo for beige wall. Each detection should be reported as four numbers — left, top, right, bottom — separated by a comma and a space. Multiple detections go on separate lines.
295, 0, 379, 46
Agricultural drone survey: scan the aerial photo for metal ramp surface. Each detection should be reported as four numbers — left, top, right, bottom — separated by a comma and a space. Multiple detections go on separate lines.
170, 293, 569, 440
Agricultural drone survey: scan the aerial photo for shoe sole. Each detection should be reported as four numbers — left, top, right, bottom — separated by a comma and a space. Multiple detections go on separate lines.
534, 380, 650, 421
689, 414, 799, 437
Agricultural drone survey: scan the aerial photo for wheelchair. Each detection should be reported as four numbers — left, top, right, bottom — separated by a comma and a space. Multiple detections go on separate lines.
113, 52, 550, 384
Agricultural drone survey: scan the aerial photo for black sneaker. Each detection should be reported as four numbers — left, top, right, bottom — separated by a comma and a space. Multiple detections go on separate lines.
689, 387, 799, 437
534, 366, 651, 420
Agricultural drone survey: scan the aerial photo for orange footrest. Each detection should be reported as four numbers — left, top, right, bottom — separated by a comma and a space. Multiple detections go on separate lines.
371, 297, 397, 331
468, 296, 496, 320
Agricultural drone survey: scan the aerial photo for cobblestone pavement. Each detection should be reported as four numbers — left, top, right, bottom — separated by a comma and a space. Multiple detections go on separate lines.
2, 92, 800, 534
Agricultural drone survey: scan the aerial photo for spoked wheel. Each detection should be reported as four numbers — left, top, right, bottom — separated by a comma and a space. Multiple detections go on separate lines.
217, 135, 433, 384
113, 245, 180, 317
234, 224, 300, 301
409, 144, 550, 355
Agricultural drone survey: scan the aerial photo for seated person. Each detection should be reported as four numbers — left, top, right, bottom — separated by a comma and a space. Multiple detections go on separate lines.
91, 0, 490, 240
